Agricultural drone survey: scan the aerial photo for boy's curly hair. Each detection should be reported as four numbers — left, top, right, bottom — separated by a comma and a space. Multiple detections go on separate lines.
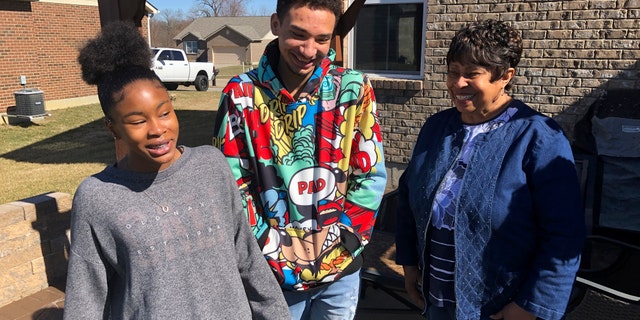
276, 0, 342, 24
78, 21, 161, 116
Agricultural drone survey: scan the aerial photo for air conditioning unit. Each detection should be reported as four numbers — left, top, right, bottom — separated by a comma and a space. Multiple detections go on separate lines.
14, 88, 45, 116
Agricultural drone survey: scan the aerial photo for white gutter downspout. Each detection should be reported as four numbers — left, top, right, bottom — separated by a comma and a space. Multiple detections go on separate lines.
146, 13, 153, 47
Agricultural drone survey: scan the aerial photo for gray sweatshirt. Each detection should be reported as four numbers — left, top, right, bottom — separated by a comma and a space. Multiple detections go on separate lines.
63, 146, 289, 320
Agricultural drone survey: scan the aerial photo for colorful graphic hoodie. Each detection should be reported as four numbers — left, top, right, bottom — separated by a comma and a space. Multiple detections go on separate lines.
213, 41, 387, 291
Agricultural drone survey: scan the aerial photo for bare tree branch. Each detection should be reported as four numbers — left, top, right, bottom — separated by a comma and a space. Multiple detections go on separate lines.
150, 9, 192, 47
191, 0, 246, 17
226, 0, 246, 16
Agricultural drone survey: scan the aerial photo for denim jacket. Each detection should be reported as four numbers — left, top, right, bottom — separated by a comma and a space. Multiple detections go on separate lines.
395, 100, 585, 320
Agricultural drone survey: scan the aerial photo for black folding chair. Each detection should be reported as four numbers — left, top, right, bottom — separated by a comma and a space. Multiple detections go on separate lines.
566, 154, 640, 319
359, 189, 423, 315
566, 235, 640, 319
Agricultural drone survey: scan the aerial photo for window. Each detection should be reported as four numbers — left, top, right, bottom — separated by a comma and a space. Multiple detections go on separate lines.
155, 50, 171, 61
184, 41, 199, 54
350, 0, 425, 78
156, 50, 185, 61
170, 50, 186, 61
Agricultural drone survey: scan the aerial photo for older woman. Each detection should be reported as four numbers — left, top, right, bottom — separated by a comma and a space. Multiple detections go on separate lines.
395, 19, 585, 320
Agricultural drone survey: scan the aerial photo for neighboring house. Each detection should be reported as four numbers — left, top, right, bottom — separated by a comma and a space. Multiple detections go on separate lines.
0, 0, 157, 114
173, 16, 275, 67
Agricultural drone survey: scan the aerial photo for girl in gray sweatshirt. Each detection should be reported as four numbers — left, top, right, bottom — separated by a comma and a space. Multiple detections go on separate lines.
63, 21, 289, 320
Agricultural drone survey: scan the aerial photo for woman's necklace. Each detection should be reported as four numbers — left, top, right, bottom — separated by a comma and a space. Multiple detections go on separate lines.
125, 147, 183, 213
143, 190, 169, 213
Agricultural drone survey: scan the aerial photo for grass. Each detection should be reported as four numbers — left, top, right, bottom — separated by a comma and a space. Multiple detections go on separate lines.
0, 89, 221, 204
217, 65, 256, 78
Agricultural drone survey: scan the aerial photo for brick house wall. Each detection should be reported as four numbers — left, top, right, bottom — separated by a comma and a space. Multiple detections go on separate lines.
0, 0, 151, 114
372, 0, 640, 188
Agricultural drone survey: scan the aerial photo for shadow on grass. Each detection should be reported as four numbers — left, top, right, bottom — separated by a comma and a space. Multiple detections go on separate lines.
1, 110, 217, 165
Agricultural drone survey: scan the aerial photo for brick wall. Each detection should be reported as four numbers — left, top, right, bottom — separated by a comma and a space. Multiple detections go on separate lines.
373, 0, 640, 188
0, 192, 71, 308
0, 1, 151, 114
0, 1, 100, 113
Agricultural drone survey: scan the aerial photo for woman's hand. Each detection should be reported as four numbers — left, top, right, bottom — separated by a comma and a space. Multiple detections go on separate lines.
490, 302, 536, 320
402, 265, 425, 310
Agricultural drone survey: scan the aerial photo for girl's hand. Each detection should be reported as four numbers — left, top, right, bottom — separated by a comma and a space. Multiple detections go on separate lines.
402, 265, 425, 310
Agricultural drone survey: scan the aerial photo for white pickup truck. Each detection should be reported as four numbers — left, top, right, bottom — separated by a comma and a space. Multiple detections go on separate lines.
151, 47, 218, 91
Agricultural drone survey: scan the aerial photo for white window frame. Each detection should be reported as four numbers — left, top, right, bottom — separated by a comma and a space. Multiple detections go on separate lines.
347, 0, 426, 80
184, 41, 199, 55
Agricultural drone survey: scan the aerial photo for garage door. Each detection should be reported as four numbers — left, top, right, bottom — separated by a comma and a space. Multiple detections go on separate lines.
214, 46, 246, 67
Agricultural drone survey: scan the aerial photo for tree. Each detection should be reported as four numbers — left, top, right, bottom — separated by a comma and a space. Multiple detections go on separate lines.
247, 5, 273, 16
150, 9, 192, 48
191, 0, 247, 17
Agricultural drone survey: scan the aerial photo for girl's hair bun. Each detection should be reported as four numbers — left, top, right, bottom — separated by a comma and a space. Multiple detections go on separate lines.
78, 21, 152, 85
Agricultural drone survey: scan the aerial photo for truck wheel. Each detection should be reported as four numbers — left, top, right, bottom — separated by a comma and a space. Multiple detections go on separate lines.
164, 83, 178, 91
194, 74, 209, 91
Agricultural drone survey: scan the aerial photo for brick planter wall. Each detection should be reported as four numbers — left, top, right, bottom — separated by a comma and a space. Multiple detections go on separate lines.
0, 192, 71, 308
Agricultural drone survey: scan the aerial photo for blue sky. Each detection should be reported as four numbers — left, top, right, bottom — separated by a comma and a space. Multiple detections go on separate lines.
148, 0, 277, 16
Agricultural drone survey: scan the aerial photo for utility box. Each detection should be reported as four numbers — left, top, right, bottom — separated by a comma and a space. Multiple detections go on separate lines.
14, 88, 45, 116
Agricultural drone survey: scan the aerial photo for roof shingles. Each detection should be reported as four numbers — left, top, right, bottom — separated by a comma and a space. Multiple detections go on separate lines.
174, 16, 274, 41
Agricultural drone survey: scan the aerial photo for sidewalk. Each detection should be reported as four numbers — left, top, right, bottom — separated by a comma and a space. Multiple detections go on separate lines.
0, 287, 64, 320
10, 279, 635, 320
0, 284, 421, 320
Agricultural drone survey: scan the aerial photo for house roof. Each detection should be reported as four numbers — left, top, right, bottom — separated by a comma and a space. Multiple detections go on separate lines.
174, 16, 274, 42
146, 2, 159, 15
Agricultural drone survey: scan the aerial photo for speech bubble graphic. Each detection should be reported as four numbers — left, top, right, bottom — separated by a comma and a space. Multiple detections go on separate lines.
289, 167, 336, 206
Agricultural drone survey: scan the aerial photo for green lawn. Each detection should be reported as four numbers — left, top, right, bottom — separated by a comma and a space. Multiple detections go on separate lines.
217, 65, 256, 77
0, 90, 220, 204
